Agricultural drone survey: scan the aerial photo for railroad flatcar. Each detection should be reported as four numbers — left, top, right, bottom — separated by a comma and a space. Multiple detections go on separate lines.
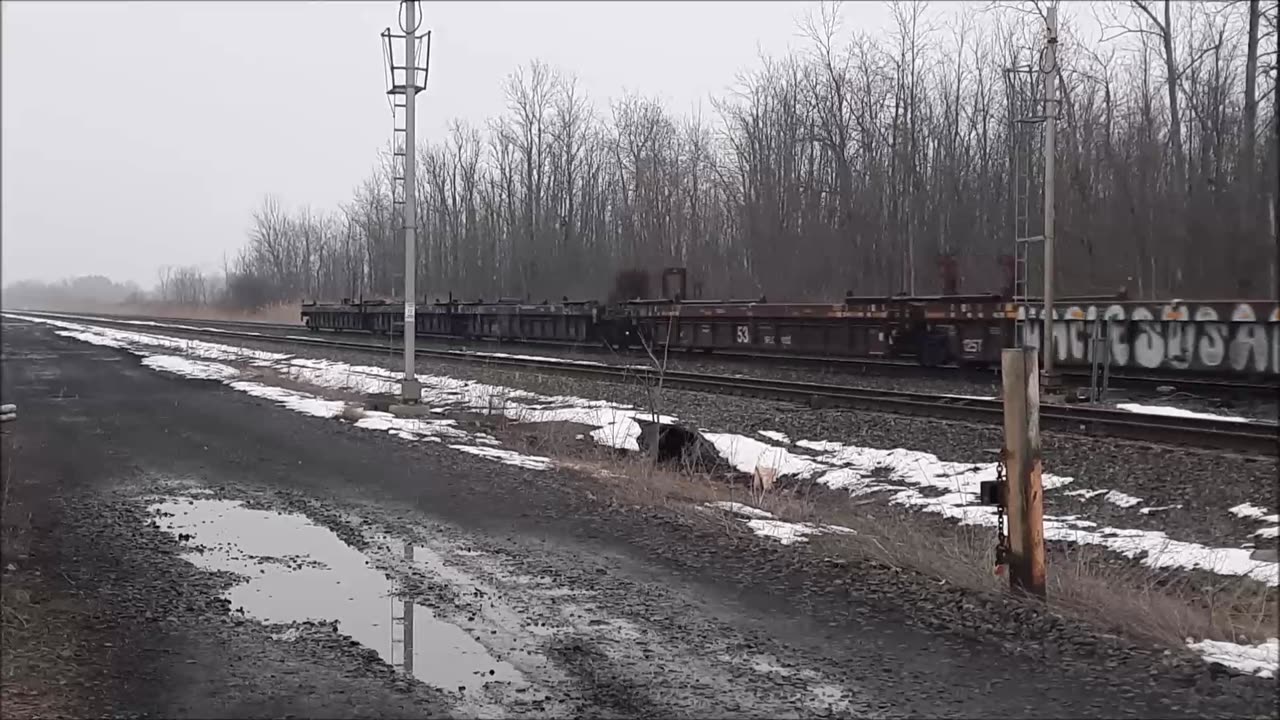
300, 273, 1279, 379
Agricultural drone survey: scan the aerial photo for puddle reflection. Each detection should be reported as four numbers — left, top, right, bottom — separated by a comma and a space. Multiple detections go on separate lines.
149, 497, 524, 694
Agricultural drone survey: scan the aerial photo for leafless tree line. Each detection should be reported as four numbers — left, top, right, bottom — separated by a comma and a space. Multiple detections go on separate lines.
216, 0, 1276, 310
1, 275, 142, 311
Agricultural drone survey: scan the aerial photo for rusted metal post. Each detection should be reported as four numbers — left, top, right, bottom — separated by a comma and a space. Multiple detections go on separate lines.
1001, 348, 1047, 599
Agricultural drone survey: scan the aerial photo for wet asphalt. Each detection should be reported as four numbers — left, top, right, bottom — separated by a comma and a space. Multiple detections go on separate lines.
1, 319, 1274, 719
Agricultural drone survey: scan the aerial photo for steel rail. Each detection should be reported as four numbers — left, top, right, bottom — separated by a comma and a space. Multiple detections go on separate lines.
39, 309, 1277, 395
15, 310, 1277, 456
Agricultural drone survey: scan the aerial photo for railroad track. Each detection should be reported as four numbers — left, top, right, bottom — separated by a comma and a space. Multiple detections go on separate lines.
21, 309, 1277, 397
13, 310, 1278, 456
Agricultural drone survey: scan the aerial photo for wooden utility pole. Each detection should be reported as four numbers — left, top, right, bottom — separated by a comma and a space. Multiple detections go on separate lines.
1001, 348, 1047, 598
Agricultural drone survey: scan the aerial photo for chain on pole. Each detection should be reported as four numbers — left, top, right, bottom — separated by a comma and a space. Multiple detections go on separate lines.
993, 450, 1010, 575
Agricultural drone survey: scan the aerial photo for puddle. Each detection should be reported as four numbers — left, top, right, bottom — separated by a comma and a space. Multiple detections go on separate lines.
148, 497, 525, 695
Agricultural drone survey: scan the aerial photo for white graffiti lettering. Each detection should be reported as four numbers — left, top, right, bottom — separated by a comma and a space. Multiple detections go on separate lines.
1015, 301, 1275, 375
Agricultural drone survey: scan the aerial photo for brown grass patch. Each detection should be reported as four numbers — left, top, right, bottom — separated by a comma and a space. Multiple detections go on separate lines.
104, 302, 303, 325
501, 419, 1278, 654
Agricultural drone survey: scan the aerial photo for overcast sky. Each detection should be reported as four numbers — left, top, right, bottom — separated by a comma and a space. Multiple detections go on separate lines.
2, 1, 1093, 288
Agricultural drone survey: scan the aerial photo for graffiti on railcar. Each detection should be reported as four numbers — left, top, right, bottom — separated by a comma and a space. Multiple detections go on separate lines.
1019, 301, 1280, 374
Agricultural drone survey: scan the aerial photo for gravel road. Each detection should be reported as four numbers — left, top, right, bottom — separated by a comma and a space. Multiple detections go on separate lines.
2, 319, 1275, 718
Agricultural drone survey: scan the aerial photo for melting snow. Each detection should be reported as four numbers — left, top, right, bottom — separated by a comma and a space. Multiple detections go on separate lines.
790, 438, 1278, 586
460, 350, 655, 370
940, 393, 998, 401
354, 411, 465, 443
1138, 504, 1182, 515
1187, 637, 1278, 678
142, 355, 241, 382
1063, 488, 1144, 508
742, 519, 833, 545
1230, 503, 1275, 520
1116, 403, 1253, 424
704, 502, 855, 546
703, 433, 827, 477
706, 501, 775, 519
1063, 489, 1107, 500
757, 430, 792, 444
1229, 504, 1280, 541
448, 445, 553, 470
229, 381, 347, 419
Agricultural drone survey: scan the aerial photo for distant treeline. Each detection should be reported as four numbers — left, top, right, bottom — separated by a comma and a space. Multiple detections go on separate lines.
12, 2, 1280, 313
2, 276, 143, 311
219, 1, 1278, 309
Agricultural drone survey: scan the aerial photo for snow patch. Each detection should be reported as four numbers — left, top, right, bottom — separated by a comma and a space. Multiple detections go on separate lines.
448, 445, 553, 470
701, 432, 826, 477
352, 411, 465, 443
1063, 488, 1143, 508
706, 501, 776, 519
1062, 489, 1108, 500
795, 438, 1278, 586
940, 393, 998, 401
1116, 403, 1252, 423
141, 355, 242, 382
229, 381, 347, 419
1187, 637, 1278, 678
1138, 504, 1182, 515
757, 430, 792, 444
1230, 503, 1274, 520
703, 502, 855, 546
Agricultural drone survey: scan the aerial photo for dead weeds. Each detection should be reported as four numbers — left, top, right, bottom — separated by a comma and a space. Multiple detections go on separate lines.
110, 302, 303, 326
503, 420, 1278, 656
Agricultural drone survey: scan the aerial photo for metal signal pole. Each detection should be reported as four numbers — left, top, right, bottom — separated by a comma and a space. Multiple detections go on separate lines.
401, 0, 419, 401
1041, 5, 1059, 392
382, 1, 428, 403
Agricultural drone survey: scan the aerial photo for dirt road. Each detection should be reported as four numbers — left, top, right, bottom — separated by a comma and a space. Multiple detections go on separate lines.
0, 319, 1270, 718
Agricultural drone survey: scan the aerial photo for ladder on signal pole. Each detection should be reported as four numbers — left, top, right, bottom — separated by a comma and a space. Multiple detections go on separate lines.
389, 541, 416, 677
381, 15, 431, 314
390, 596, 414, 676
1004, 62, 1046, 348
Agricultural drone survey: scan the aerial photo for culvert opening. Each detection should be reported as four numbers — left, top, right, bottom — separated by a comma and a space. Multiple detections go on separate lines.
634, 418, 722, 471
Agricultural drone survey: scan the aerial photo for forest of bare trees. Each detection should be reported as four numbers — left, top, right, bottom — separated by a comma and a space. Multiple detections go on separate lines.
216, 0, 1278, 311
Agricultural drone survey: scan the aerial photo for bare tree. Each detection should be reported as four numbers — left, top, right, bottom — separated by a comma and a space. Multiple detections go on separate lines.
214, 2, 1276, 306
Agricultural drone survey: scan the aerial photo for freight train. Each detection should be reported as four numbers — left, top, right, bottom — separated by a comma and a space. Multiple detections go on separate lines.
301, 268, 1280, 379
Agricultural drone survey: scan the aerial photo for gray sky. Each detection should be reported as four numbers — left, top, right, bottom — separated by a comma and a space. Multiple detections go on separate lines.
4, 1, 1095, 288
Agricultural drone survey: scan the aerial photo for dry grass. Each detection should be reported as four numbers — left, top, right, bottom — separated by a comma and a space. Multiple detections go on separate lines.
813, 502, 1276, 648
95, 302, 304, 325
502, 419, 1278, 653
